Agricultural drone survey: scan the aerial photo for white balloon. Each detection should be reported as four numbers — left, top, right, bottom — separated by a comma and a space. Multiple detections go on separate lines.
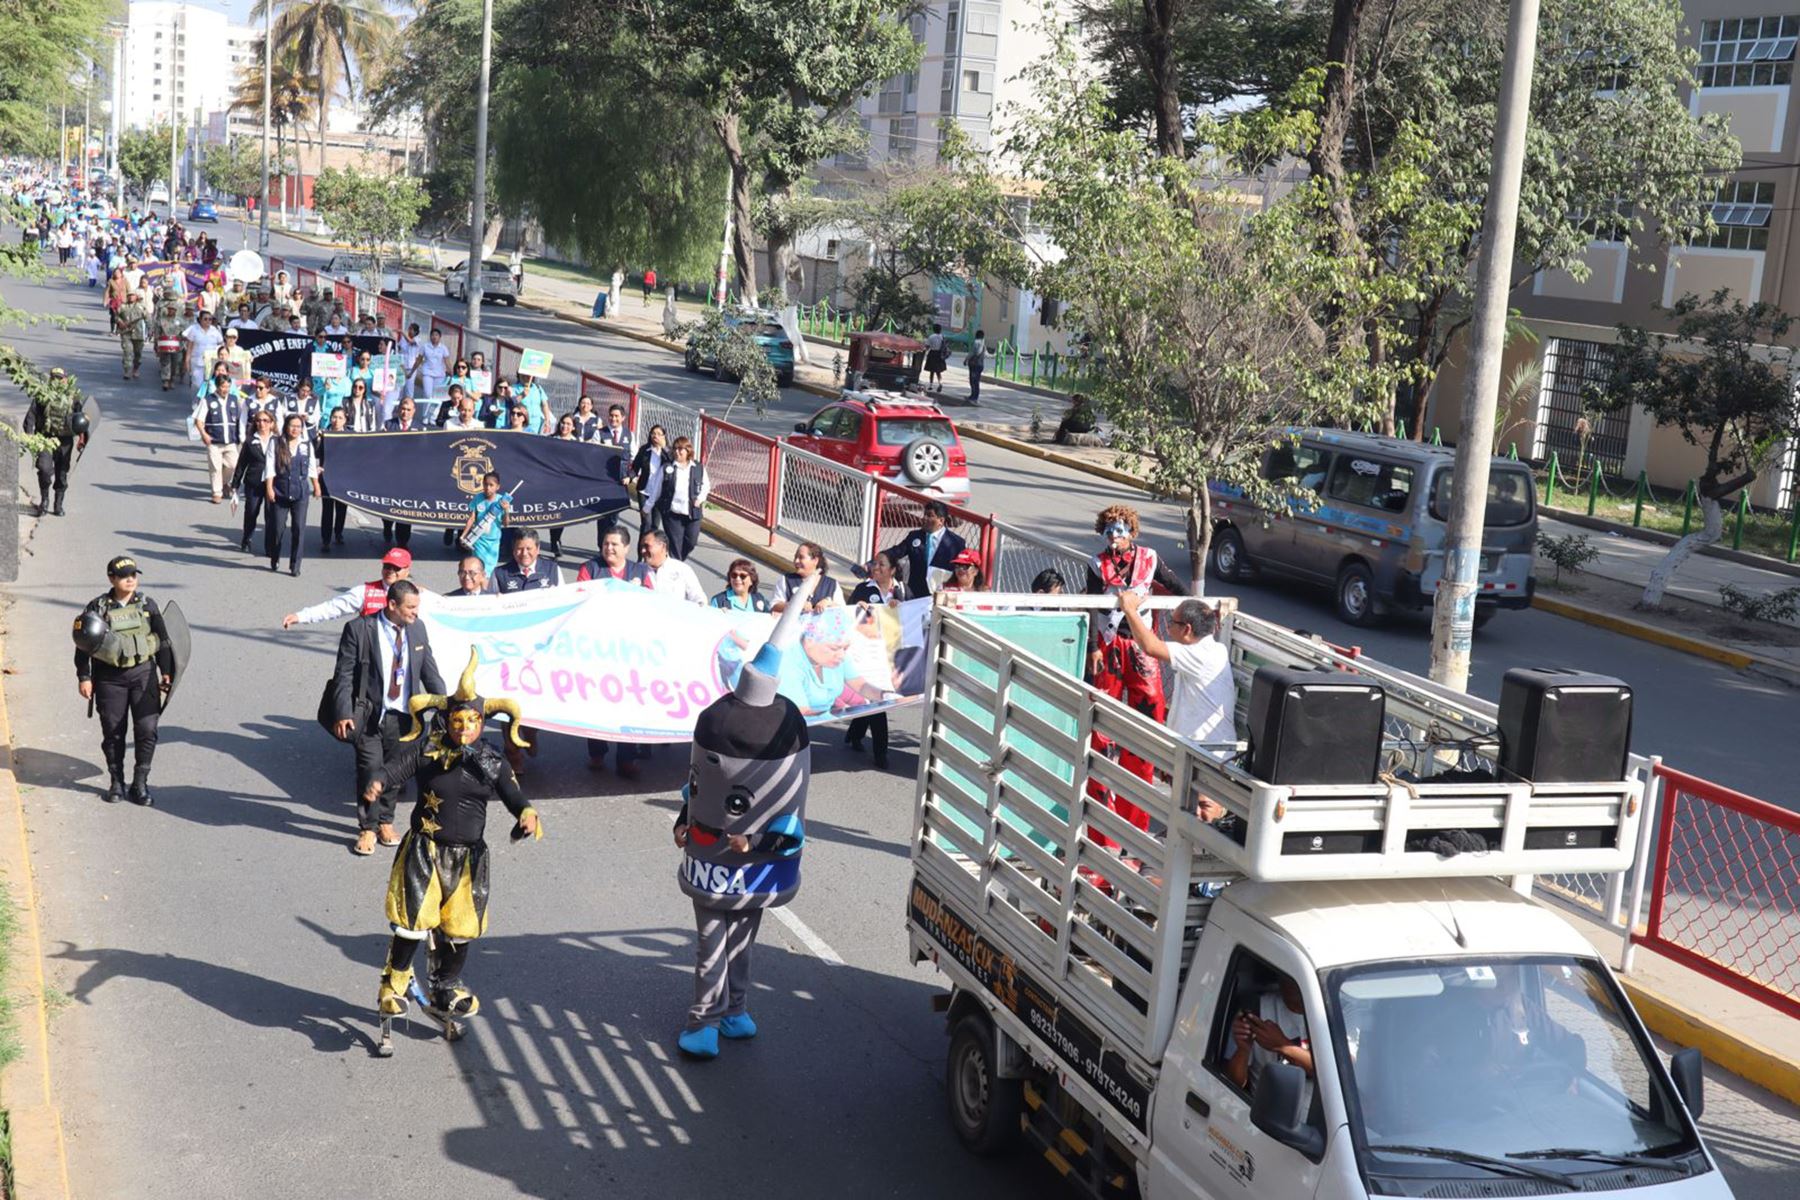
227, 249, 265, 284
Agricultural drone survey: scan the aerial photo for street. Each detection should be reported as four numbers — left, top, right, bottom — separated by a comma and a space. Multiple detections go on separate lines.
4, 236, 1797, 1199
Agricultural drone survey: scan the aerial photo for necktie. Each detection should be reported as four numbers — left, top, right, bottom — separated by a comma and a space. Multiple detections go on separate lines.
388, 624, 404, 700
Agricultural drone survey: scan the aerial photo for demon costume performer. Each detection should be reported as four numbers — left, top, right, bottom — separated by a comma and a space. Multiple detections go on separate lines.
672, 575, 818, 1060
365, 651, 541, 1038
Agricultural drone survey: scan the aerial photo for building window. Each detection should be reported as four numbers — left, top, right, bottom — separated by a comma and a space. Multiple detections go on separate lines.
1695, 180, 1774, 250
890, 116, 918, 163
1535, 338, 1631, 472
1697, 16, 1799, 88
962, 69, 986, 93
1576, 197, 1634, 244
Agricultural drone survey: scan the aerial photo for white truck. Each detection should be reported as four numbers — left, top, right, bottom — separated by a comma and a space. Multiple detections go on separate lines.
907, 596, 1731, 1200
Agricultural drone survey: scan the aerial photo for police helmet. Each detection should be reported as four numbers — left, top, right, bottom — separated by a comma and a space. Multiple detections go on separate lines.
72, 609, 108, 653
68, 408, 91, 437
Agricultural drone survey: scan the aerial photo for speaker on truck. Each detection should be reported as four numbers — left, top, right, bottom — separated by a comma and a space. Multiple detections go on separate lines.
1497, 668, 1632, 783
1246, 667, 1385, 785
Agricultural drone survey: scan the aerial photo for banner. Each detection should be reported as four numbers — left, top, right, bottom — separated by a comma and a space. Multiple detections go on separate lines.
235, 331, 393, 394
311, 352, 347, 380
518, 349, 553, 377
417, 585, 929, 741
321, 428, 631, 528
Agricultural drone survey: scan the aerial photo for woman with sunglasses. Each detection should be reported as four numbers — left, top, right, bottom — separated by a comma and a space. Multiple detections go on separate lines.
229, 409, 279, 553
344, 377, 380, 432
708, 558, 770, 613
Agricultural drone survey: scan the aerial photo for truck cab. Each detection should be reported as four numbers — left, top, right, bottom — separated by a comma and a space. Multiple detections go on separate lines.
906, 596, 1727, 1200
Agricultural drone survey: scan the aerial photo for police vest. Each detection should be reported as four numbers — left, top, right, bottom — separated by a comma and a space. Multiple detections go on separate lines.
90, 597, 160, 669
42, 391, 74, 439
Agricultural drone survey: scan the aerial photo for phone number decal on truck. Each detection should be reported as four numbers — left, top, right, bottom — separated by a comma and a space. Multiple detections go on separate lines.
911, 880, 1152, 1132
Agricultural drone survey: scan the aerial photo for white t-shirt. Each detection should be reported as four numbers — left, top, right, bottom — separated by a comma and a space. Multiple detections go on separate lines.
1165, 636, 1235, 745
418, 341, 450, 382
183, 322, 223, 361
651, 558, 708, 605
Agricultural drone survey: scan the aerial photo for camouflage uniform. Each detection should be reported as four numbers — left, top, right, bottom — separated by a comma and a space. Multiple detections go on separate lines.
116, 295, 152, 378
151, 298, 188, 390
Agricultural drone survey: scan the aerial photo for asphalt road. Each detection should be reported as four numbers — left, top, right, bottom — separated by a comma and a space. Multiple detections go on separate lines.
1, 230, 1794, 1200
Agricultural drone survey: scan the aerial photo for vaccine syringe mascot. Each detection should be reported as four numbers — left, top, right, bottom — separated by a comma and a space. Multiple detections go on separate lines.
673, 574, 817, 1060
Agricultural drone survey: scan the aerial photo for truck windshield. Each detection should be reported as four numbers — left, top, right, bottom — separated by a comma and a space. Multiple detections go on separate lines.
1428, 467, 1535, 526
1327, 957, 1702, 1186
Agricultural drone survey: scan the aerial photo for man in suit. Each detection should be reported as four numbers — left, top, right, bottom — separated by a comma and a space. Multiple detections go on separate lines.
382, 397, 426, 549
329, 580, 446, 856
876, 500, 966, 600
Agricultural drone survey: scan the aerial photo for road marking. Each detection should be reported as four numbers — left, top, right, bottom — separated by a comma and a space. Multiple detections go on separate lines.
771, 905, 845, 967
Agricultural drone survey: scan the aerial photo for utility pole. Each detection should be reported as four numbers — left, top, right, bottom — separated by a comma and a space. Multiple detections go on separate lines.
112, 28, 124, 212
464, 0, 493, 330
259, 0, 272, 251
166, 12, 179, 212
1428, 0, 1541, 691
59, 101, 66, 179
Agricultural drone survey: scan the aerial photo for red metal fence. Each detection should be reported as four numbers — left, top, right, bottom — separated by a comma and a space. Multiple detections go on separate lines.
1637, 765, 1800, 1019
700, 416, 780, 531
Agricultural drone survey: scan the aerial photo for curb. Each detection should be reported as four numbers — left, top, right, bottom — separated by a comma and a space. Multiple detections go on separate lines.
1543, 505, 1800, 582
958, 424, 1159, 492
1617, 975, 1800, 1108
0, 635, 72, 1199
701, 516, 794, 577
1529, 593, 1800, 684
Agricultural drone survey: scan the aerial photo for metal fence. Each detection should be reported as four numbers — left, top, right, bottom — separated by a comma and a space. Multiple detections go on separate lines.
1633, 765, 1800, 1019
773, 443, 876, 569
989, 520, 1092, 594
635, 388, 703, 450
699, 416, 779, 530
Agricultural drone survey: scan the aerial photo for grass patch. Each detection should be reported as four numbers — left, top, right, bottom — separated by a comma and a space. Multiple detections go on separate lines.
0, 881, 22, 1198
1560, 480, 1798, 562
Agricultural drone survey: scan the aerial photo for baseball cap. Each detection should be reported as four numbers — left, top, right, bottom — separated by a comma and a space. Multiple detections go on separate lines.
380, 548, 413, 570
48, 367, 66, 379
950, 549, 983, 567
106, 555, 140, 577
223, 327, 239, 339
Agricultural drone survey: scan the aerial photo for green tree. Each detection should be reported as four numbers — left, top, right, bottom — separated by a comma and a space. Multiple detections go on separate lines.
253, 0, 398, 177
312, 163, 428, 283
1600, 292, 1800, 608
677, 308, 779, 415
202, 140, 266, 202
0, 0, 110, 155
231, 44, 317, 204
118, 124, 183, 194
1004, 38, 1385, 588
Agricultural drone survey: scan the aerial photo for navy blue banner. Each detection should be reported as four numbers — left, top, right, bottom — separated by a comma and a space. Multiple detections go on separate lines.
235, 330, 395, 395
321, 429, 630, 528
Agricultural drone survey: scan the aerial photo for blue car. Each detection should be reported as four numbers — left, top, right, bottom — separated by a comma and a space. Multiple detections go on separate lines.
188, 198, 218, 222
684, 311, 797, 387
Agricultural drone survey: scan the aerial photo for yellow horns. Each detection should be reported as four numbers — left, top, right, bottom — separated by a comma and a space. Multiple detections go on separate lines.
399, 650, 530, 747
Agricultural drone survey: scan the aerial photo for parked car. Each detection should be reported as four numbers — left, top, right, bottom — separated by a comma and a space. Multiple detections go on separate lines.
443, 259, 518, 305
187, 197, 218, 222
787, 390, 971, 502
684, 310, 797, 387
1208, 428, 1538, 628
324, 252, 403, 298
147, 182, 169, 206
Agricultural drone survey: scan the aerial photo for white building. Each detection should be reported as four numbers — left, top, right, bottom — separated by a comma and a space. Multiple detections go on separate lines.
121, 1, 260, 132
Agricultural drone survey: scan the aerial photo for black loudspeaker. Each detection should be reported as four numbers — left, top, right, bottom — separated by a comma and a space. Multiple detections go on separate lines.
1247, 667, 1386, 785
1498, 668, 1633, 783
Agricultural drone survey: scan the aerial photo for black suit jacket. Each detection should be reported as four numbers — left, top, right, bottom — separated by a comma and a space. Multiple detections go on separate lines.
329, 613, 446, 733
883, 526, 966, 600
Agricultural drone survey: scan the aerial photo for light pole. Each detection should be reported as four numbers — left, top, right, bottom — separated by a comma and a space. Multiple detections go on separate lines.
81, 61, 91, 191
1427, 0, 1542, 690
111, 25, 124, 213
259, 0, 271, 251
464, 0, 493, 329
166, 12, 179, 213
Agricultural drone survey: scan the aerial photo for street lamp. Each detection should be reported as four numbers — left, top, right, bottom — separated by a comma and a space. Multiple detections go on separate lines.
259, 0, 272, 251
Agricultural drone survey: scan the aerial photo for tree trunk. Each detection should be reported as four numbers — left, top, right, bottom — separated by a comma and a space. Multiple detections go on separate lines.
1640, 496, 1723, 608
1186, 484, 1212, 595
1308, 0, 1371, 264
715, 111, 757, 300
1142, 0, 1185, 161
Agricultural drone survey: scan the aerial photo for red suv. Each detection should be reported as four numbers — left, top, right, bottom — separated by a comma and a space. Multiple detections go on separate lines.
787, 390, 972, 502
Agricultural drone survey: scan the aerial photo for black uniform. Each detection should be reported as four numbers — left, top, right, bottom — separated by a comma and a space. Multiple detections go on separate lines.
23, 392, 87, 516
74, 591, 175, 802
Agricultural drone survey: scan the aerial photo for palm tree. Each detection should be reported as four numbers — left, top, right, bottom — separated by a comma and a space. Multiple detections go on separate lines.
251, 0, 397, 179
231, 44, 316, 193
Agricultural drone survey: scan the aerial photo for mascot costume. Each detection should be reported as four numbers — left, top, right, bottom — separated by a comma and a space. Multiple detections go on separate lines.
673, 575, 818, 1059
365, 650, 542, 1054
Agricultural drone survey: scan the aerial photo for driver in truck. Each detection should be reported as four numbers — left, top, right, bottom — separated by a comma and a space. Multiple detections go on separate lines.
1225, 971, 1314, 1096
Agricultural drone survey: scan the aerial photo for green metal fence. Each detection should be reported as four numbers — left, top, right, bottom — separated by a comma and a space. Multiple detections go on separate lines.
1537, 451, 1800, 562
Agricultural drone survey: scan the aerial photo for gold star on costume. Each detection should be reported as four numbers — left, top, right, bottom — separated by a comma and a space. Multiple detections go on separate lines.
421, 790, 443, 812
419, 816, 442, 836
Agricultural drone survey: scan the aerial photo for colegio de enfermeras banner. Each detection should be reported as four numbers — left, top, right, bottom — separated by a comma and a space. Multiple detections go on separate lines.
321, 429, 631, 528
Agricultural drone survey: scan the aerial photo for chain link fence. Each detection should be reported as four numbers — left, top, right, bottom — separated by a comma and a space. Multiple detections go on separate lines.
990, 520, 1091, 594
635, 388, 702, 449
774, 444, 876, 569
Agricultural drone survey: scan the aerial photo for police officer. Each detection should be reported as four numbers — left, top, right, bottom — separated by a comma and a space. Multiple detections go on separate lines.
22, 366, 89, 517
72, 556, 175, 805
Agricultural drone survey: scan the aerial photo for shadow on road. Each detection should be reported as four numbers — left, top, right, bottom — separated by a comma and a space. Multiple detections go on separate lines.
13, 746, 104, 794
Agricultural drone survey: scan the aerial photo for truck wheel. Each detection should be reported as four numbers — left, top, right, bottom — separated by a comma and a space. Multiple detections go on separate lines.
902, 437, 948, 486
1210, 527, 1250, 583
946, 1015, 1022, 1156
684, 348, 700, 373
1335, 560, 1379, 627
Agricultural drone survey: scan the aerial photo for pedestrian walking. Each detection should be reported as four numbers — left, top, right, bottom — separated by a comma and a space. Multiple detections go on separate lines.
116, 289, 150, 379
632, 424, 669, 536
326, 579, 446, 856
22, 366, 90, 517
924, 323, 947, 393
182, 308, 223, 392
72, 556, 176, 805
151, 291, 186, 391
229, 409, 277, 553
642, 267, 656, 305
655, 436, 708, 560
192, 370, 250, 504
844, 552, 905, 769
266, 413, 320, 577
965, 329, 987, 406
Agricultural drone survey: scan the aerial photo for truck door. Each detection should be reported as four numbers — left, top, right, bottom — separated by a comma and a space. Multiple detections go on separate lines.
1148, 909, 1333, 1200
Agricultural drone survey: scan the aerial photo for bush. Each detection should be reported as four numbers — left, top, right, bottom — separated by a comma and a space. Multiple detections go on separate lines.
1536, 532, 1600, 582
1718, 582, 1800, 624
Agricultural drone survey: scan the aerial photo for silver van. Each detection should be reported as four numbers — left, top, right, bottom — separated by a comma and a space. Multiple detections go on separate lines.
1208, 430, 1537, 628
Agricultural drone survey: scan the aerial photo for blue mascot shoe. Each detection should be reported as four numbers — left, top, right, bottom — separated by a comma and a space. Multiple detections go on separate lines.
719, 1012, 758, 1040
678, 1025, 720, 1059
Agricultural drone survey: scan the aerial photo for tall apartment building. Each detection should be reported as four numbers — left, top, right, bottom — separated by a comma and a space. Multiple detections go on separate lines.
120, 1, 260, 133
1432, 4, 1800, 509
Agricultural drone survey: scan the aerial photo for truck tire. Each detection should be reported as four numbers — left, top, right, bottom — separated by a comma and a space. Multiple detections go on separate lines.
1210, 526, 1250, 583
946, 1015, 1023, 1156
902, 437, 948, 486
1335, 560, 1379, 627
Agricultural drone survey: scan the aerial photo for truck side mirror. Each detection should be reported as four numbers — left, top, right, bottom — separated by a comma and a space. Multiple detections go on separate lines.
1249, 1064, 1324, 1159
1669, 1047, 1705, 1120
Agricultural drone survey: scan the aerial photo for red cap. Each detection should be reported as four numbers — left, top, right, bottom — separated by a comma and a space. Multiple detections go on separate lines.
950, 549, 983, 567
381, 548, 413, 569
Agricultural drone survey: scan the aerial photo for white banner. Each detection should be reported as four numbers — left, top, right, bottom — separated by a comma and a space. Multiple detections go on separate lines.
418, 583, 929, 742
